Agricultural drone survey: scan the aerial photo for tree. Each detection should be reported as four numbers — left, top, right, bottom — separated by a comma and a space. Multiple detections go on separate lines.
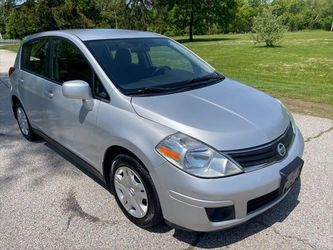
1, 0, 332, 39
0, 0, 15, 38
52, 0, 99, 29
94, 0, 127, 29
231, 0, 268, 33
153, 0, 237, 41
252, 8, 286, 47
123, 0, 153, 31
6, 0, 41, 39
4, 0, 101, 38
272, 0, 308, 31
212, 0, 238, 33
304, 0, 333, 30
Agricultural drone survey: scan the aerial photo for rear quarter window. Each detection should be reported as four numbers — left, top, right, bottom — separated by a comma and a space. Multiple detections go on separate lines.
21, 39, 49, 77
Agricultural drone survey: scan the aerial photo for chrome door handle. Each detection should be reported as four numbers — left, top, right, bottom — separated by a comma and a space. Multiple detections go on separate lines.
19, 79, 24, 83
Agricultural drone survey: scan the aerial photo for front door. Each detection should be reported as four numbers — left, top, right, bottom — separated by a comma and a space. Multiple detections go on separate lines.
43, 38, 107, 167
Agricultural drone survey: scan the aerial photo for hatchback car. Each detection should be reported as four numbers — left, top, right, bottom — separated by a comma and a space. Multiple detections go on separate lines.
8, 29, 304, 232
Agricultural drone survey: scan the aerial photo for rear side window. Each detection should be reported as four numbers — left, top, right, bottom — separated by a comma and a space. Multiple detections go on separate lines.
51, 39, 92, 84
22, 39, 49, 77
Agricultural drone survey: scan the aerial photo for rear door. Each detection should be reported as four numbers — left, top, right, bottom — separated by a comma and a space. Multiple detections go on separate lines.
42, 38, 109, 166
19, 38, 50, 130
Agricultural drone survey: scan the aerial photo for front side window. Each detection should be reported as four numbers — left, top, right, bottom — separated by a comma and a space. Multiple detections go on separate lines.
22, 39, 49, 77
51, 39, 110, 101
86, 38, 223, 95
51, 39, 92, 84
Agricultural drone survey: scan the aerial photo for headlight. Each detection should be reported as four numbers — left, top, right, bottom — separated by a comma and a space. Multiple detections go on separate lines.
276, 99, 297, 134
156, 133, 243, 178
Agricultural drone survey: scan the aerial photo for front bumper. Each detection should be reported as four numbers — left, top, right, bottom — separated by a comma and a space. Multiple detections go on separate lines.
155, 128, 304, 232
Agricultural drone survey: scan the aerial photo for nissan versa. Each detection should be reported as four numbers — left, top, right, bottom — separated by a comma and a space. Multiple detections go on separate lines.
8, 29, 304, 232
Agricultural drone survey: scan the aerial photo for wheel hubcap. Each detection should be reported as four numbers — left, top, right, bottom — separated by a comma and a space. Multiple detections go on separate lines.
17, 107, 29, 136
114, 166, 148, 218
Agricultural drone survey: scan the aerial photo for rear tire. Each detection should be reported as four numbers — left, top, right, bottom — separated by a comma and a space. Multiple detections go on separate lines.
110, 154, 163, 228
15, 102, 38, 141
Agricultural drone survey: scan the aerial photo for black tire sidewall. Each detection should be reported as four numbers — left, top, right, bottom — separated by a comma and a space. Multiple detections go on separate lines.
110, 154, 162, 228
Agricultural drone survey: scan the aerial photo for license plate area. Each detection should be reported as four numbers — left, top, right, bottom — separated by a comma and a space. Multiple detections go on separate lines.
279, 157, 303, 195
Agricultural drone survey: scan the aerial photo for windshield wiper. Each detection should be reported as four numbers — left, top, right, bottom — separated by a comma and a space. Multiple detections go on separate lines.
183, 74, 223, 85
127, 73, 224, 96
170, 73, 224, 91
126, 86, 173, 95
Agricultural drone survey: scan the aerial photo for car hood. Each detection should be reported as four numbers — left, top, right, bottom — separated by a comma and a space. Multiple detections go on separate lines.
131, 78, 290, 150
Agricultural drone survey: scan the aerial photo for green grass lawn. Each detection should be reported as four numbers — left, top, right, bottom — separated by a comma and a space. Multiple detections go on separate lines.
178, 30, 333, 106
0, 44, 20, 52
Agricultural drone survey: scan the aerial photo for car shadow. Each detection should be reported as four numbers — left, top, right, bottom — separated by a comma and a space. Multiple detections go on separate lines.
0, 78, 16, 130
43, 141, 110, 191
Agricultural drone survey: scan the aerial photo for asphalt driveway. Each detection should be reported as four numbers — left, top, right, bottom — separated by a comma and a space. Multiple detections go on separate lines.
0, 50, 332, 249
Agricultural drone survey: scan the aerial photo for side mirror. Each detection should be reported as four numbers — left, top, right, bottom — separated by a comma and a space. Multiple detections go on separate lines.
62, 80, 92, 100
62, 80, 94, 110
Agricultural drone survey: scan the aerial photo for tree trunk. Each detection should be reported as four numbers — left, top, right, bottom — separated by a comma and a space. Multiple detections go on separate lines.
189, 0, 194, 41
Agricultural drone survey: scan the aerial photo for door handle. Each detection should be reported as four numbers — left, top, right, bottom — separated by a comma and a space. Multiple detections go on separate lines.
19, 79, 24, 84
46, 90, 54, 99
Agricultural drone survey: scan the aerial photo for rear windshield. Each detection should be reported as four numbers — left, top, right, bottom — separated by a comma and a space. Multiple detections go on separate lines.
85, 38, 222, 95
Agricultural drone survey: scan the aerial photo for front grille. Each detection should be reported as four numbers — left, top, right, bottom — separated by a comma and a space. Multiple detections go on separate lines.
225, 123, 294, 169
247, 189, 279, 214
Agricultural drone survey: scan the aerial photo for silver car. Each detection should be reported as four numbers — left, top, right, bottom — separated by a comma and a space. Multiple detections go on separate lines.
8, 29, 304, 232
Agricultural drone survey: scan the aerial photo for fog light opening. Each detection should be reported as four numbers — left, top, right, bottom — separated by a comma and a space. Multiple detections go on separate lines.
205, 205, 235, 222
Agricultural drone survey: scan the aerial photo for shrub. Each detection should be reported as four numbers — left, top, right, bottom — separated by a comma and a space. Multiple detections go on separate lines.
252, 8, 286, 47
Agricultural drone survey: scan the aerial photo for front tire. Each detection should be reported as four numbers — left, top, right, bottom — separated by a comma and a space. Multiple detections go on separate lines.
110, 154, 163, 228
15, 102, 38, 141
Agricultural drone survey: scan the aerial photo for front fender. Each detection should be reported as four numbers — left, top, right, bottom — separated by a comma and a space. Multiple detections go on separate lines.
95, 101, 176, 183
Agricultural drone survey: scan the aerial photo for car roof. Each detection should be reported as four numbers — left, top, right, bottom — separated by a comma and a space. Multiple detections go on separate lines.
24, 29, 164, 42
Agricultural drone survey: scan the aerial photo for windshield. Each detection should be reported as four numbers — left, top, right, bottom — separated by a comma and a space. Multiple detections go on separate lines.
85, 38, 223, 95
